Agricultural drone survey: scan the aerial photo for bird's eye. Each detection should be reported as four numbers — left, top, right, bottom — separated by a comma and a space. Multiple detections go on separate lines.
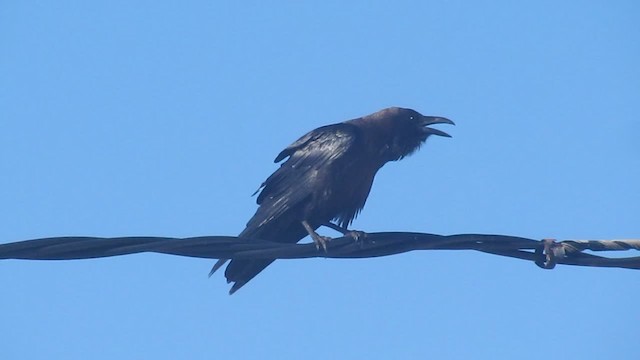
409, 116, 414, 120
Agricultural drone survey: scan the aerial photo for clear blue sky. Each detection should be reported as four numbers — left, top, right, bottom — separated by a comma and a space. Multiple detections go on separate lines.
1, 1, 638, 359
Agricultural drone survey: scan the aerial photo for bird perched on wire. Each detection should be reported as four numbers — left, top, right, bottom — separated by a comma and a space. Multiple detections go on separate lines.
211, 107, 454, 294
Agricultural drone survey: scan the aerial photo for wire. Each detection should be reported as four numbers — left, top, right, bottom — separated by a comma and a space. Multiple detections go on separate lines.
1, 232, 639, 270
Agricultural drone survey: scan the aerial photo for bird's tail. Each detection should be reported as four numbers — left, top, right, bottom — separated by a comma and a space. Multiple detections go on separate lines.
210, 256, 272, 295
211, 223, 307, 294
208, 226, 257, 280
224, 258, 277, 294
209, 259, 228, 277
210, 258, 272, 294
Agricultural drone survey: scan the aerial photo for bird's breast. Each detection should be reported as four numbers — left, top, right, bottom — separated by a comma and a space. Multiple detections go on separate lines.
306, 160, 379, 227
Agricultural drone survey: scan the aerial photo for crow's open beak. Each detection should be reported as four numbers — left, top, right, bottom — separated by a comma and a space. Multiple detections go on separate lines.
421, 116, 455, 137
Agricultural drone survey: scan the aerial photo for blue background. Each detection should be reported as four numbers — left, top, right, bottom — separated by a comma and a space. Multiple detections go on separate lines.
1, 1, 638, 359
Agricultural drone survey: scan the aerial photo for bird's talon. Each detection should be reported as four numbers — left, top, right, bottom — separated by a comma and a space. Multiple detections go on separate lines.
313, 235, 332, 252
346, 230, 366, 241
344, 230, 368, 247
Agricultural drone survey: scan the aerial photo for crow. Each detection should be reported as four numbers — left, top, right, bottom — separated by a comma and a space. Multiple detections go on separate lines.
211, 107, 454, 294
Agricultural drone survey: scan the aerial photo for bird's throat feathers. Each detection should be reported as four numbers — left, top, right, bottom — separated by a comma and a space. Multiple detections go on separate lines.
347, 111, 427, 164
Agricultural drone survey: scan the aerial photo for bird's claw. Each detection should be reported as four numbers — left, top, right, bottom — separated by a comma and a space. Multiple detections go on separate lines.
344, 230, 370, 248
344, 230, 366, 241
313, 235, 332, 252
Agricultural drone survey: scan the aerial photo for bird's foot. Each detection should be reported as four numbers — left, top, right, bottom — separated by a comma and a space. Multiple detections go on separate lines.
344, 230, 371, 248
344, 230, 366, 241
321, 222, 368, 244
311, 234, 332, 252
313, 235, 331, 252
303, 220, 333, 252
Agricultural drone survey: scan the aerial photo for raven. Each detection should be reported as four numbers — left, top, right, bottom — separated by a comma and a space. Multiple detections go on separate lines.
211, 107, 454, 294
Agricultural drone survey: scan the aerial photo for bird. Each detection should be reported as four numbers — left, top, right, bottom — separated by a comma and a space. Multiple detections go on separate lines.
211, 107, 454, 294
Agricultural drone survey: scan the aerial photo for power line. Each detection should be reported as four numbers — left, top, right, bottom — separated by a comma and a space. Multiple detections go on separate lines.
2, 232, 638, 270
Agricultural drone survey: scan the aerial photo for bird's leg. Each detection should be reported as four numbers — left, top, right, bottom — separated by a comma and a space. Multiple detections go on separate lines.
302, 220, 331, 251
322, 222, 367, 244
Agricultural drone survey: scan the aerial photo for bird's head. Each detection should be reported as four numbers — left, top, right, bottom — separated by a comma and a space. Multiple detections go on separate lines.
366, 107, 454, 162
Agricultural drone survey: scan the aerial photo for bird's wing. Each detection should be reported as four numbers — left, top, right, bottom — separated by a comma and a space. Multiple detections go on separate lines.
245, 123, 360, 232
210, 123, 361, 281
216, 123, 361, 292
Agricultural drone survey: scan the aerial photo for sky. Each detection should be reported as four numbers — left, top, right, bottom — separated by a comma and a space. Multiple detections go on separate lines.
1, 1, 638, 359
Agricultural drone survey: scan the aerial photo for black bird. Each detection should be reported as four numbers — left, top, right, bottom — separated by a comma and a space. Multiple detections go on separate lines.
211, 107, 454, 294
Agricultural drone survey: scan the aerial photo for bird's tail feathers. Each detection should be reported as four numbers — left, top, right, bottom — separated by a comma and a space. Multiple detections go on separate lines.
209, 258, 229, 277
229, 281, 247, 295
